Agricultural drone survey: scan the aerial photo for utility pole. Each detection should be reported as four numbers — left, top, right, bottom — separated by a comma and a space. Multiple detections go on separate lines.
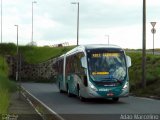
71, 2, 79, 46
105, 35, 109, 44
31, 1, 37, 45
1, 0, 2, 43
15, 25, 19, 82
15, 25, 21, 99
142, 0, 146, 88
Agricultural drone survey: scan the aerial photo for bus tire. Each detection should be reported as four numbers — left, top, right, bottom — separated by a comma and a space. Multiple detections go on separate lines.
59, 82, 63, 93
77, 86, 86, 102
112, 97, 119, 102
67, 84, 72, 97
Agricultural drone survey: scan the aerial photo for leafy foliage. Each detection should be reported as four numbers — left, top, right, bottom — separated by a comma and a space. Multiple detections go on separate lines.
0, 55, 16, 113
127, 52, 160, 97
20, 46, 74, 63
0, 43, 17, 56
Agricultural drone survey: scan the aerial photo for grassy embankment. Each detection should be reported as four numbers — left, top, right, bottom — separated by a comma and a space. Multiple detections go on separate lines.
20, 45, 74, 64
0, 43, 75, 63
127, 52, 160, 97
0, 43, 74, 113
0, 44, 17, 113
0, 56, 16, 113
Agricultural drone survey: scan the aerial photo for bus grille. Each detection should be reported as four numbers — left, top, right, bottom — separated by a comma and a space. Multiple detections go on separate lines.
94, 81, 121, 87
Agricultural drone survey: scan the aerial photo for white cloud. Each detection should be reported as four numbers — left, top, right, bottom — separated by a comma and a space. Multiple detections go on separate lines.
35, 16, 60, 29
79, 25, 142, 48
1, 0, 160, 48
101, 0, 160, 7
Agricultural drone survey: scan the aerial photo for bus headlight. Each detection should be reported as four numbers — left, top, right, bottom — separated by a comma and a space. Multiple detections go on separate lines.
89, 81, 98, 91
123, 81, 129, 91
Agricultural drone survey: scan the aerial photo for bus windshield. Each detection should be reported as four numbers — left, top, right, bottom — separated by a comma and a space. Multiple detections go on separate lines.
87, 49, 127, 82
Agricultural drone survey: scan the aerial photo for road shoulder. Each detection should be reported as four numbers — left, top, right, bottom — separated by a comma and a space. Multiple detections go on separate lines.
8, 91, 43, 120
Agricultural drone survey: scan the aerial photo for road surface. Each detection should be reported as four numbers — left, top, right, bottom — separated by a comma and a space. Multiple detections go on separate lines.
22, 83, 160, 120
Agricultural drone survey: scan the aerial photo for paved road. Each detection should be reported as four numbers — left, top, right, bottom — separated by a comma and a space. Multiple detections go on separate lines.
22, 83, 160, 120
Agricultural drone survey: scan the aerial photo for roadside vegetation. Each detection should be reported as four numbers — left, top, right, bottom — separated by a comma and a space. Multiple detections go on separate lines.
0, 55, 16, 113
0, 43, 75, 64
127, 52, 160, 97
20, 45, 74, 64
0, 43, 74, 113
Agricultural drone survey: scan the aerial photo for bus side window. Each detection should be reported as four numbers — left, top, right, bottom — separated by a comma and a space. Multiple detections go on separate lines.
74, 55, 79, 73
70, 56, 74, 73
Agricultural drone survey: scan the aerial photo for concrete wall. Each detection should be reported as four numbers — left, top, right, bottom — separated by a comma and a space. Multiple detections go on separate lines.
6, 55, 57, 81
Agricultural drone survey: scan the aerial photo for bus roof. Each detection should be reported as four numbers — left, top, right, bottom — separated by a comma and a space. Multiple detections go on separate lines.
82, 44, 122, 50
65, 44, 123, 56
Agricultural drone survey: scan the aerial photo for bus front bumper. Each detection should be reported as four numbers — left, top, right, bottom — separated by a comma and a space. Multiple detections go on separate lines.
81, 85, 129, 99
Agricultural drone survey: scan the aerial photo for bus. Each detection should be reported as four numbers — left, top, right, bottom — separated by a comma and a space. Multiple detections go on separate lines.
55, 44, 131, 101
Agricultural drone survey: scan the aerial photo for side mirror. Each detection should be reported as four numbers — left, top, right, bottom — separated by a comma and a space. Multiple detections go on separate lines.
81, 57, 87, 69
126, 56, 131, 67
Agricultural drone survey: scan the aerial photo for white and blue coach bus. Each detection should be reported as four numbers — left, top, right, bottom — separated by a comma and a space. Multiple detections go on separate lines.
55, 44, 131, 101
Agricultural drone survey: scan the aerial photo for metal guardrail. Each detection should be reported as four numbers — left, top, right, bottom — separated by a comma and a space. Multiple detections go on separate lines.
21, 86, 64, 120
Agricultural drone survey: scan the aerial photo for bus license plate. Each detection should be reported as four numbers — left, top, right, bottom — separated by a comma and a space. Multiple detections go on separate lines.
107, 93, 114, 96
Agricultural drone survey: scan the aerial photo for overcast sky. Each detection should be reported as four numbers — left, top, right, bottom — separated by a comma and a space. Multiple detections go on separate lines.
2, 0, 160, 48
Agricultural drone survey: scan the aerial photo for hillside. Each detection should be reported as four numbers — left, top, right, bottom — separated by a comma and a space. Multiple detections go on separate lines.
0, 43, 75, 64
0, 55, 16, 113
0, 43, 74, 113
127, 52, 160, 97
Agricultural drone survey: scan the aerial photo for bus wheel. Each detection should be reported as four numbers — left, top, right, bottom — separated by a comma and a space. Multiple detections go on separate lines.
112, 97, 119, 102
77, 88, 86, 102
67, 85, 72, 97
59, 82, 63, 93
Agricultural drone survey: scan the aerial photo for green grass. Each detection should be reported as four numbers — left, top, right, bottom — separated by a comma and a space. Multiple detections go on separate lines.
127, 52, 160, 97
20, 45, 74, 63
0, 43, 75, 64
0, 89, 10, 113
0, 55, 17, 114
0, 43, 17, 56
0, 43, 74, 113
